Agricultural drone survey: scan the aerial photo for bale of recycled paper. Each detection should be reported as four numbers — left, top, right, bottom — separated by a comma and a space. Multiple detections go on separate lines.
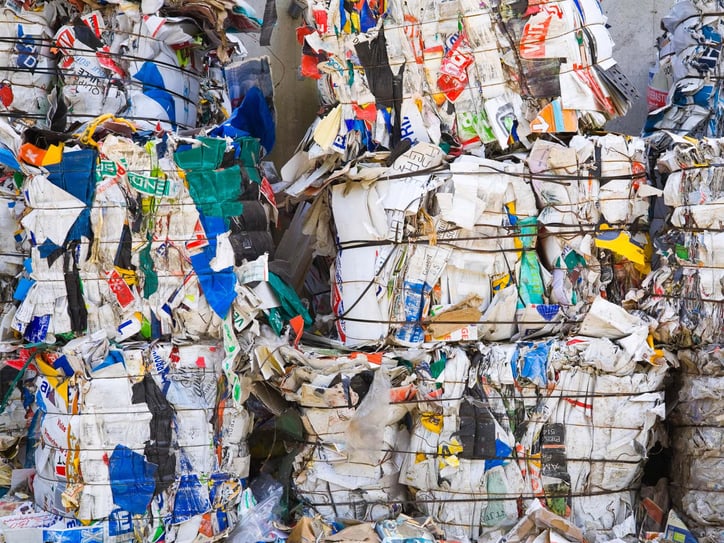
12, 128, 278, 344
270, 350, 412, 521
644, 0, 724, 137
641, 127, 723, 543
399, 331, 668, 542
246, 331, 414, 519
50, 9, 228, 130
291, 0, 635, 165
253, 317, 669, 542
44, 3, 268, 132
31, 334, 252, 540
293, 135, 658, 349
641, 136, 724, 346
668, 347, 724, 541
0, 6, 55, 129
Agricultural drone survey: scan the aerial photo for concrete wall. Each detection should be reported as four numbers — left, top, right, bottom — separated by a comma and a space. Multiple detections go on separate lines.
239, 1, 319, 167
245, 0, 676, 165
603, 0, 676, 135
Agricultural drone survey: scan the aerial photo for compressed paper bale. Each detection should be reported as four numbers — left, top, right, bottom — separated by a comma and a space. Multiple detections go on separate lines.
0, 7, 55, 127
667, 346, 723, 538
295, 131, 657, 348
645, 1, 724, 138
642, 137, 724, 345
0, 1, 279, 541
25, 339, 252, 539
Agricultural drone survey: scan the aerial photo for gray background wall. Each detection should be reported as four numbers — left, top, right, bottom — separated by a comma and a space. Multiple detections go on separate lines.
603, 0, 676, 135
239, 3, 319, 167
244, 0, 677, 165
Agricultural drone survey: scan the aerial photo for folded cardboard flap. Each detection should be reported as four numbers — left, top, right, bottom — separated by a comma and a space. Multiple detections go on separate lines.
501, 501, 585, 543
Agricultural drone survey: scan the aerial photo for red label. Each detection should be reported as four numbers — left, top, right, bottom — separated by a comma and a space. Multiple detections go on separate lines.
520, 5, 563, 59
437, 37, 473, 102
259, 176, 279, 227
0, 84, 13, 107
186, 219, 209, 252
97, 46, 125, 77
5, 348, 34, 371
53, 26, 75, 56
313, 9, 328, 34
647, 87, 668, 111
107, 269, 135, 308
81, 11, 104, 38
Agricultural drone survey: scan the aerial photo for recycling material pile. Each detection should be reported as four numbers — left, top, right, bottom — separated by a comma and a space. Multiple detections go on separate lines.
405, 338, 668, 543
256, 335, 669, 542
14, 127, 279, 345
25, 336, 252, 541
640, 133, 724, 543
669, 347, 723, 543
0, 0, 288, 538
644, 0, 724, 137
269, 0, 679, 541
0, 109, 291, 541
0, 0, 266, 132
277, 127, 672, 541
272, 347, 412, 522
0, 0, 719, 541
286, 0, 636, 180
643, 134, 723, 346
642, 2, 724, 540
293, 133, 657, 348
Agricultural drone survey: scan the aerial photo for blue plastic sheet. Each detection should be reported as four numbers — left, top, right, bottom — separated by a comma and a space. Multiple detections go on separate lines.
45, 149, 96, 243
190, 214, 237, 318
511, 341, 552, 386
108, 444, 157, 515
172, 473, 211, 524
210, 86, 275, 152
133, 62, 176, 124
